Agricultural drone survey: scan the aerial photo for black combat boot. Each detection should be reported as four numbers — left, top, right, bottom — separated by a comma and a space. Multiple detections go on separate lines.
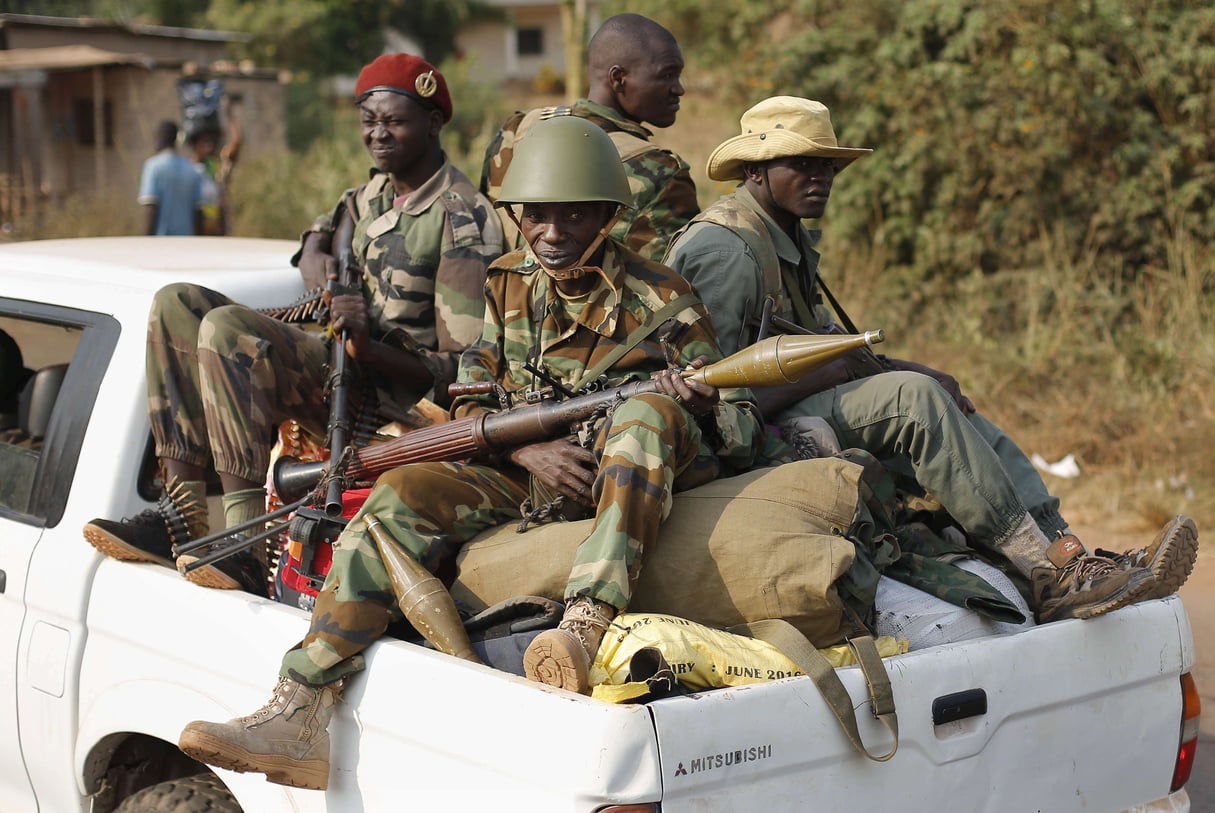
83, 477, 206, 568
177, 540, 270, 597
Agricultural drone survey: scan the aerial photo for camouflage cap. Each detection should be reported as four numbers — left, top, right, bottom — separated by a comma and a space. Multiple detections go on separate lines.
707, 96, 871, 181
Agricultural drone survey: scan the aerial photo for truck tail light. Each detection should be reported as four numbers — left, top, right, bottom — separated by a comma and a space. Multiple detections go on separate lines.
1171, 672, 1201, 792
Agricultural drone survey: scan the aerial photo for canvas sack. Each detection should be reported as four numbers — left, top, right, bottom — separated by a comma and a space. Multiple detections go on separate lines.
451, 457, 870, 647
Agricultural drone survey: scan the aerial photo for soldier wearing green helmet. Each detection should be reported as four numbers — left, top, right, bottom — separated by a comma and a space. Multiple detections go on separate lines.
482, 13, 699, 261
174, 115, 763, 790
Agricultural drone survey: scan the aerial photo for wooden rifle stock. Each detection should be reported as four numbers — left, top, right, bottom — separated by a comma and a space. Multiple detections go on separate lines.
273, 330, 885, 501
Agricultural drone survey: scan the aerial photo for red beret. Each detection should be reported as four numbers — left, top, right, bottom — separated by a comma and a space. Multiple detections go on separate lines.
354, 53, 452, 124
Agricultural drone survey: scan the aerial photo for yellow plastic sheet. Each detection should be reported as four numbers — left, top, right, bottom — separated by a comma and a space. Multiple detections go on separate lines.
591, 613, 907, 703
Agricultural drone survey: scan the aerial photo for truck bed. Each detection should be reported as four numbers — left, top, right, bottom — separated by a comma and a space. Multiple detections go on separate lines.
78, 557, 1194, 812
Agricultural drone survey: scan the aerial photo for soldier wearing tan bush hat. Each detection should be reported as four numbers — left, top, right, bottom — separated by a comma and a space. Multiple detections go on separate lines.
706, 96, 872, 182
665, 95, 1192, 629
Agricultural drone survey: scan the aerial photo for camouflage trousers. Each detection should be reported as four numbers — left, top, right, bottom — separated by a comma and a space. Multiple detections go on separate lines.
778, 370, 1059, 552
148, 283, 331, 483
280, 391, 713, 687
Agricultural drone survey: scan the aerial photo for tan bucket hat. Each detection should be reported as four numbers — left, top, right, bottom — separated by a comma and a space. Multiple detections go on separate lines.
707, 96, 872, 181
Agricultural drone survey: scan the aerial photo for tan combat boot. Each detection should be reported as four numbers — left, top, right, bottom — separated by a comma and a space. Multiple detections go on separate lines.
1031, 534, 1155, 623
1095, 515, 1199, 601
178, 676, 344, 790
524, 596, 616, 695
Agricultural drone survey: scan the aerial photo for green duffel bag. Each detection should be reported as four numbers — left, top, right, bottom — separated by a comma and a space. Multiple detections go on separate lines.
450, 456, 886, 648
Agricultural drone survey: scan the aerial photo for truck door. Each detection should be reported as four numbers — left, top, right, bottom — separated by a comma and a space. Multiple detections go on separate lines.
0, 302, 118, 812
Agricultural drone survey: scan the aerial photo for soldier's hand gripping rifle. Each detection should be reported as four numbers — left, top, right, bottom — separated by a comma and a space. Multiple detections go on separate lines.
176, 205, 362, 573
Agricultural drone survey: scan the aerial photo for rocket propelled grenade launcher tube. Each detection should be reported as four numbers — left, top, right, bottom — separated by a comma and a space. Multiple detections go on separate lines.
272, 330, 885, 501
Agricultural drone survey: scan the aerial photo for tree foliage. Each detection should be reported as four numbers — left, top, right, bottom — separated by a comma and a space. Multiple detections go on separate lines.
29, 0, 478, 73
200, 0, 479, 79
620, 0, 1215, 282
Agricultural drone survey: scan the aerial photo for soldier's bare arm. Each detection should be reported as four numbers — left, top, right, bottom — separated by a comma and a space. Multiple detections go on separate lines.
297, 231, 335, 291
329, 293, 434, 394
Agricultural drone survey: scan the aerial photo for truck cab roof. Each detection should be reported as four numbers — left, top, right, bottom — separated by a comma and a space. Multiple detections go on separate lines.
0, 236, 304, 313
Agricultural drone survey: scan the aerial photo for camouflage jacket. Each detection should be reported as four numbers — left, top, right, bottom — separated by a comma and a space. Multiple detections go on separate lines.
480, 99, 699, 261
663, 187, 833, 357
452, 241, 763, 471
297, 158, 506, 406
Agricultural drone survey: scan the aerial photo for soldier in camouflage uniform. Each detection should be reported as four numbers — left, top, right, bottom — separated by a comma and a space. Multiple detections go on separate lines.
664, 96, 1197, 623
177, 115, 762, 791
83, 54, 505, 594
481, 13, 698, 260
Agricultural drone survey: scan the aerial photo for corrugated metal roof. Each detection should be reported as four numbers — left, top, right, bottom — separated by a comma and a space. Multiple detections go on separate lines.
0, 13, 248, 43
0, 45, 152, 72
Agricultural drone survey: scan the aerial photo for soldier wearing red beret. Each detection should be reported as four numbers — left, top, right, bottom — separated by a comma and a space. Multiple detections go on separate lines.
82, 54, 505, 597
354, 52, 453, 123
292, 53, 505, 414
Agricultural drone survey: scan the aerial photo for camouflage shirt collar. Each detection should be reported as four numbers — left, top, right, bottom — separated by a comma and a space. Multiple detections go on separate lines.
506, 242, 630, 337
551, 242, 631, 337
365, 153, 456, 216
734, 186, 822, 265
572, 98, 654, 140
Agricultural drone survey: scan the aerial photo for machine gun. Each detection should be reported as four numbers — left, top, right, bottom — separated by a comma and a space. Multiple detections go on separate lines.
177, 329, 887, 575
321, 203, 360, 517
175, 202, 361, 574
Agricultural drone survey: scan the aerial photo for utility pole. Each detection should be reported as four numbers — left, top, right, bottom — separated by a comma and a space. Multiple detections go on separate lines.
560, 0, 587, 102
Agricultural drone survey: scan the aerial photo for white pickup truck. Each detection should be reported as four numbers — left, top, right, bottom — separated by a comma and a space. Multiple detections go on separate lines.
0, 236, 1201, 813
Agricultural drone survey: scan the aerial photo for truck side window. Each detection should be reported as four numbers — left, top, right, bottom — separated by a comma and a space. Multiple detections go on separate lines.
0, 319, 79, 514
0, 305, 117, 525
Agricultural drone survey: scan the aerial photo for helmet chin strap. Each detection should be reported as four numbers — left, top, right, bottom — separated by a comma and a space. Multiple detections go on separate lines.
505, 205, 626, 281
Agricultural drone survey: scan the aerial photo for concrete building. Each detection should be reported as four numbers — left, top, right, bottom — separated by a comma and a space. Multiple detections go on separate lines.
0, 14, 287, 229
456, 0, 601, 89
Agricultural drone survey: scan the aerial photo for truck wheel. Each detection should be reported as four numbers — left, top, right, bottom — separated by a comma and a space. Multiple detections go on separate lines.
114, 773, 242, 813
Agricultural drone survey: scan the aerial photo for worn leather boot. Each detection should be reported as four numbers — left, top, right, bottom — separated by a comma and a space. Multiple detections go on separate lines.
178, 676, 344, 790
523, 596, 616, 695
1095, 515, 1199, 601
1031, 535, 1155, 623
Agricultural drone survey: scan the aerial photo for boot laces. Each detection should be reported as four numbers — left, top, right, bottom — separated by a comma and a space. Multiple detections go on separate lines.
561, 599, 613, 650
1060, 553, 1118, 588
239, 677, 295, 725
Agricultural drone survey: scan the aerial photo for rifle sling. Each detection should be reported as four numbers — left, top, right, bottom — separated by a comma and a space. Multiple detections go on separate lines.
569, 292, 700, 392
733, 618, 899, 762
815, 275, 860, 336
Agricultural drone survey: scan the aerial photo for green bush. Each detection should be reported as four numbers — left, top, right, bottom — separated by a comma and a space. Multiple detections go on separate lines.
623, 0, 1215, 286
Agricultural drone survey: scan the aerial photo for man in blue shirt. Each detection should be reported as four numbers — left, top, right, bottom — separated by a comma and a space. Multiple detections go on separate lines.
138, 121, 203, 236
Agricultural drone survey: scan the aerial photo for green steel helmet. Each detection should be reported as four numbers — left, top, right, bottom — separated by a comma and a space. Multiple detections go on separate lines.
496, 114, 634, 208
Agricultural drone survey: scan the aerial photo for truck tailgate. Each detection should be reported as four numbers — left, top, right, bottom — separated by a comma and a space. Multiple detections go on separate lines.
648, 597, 1193, 813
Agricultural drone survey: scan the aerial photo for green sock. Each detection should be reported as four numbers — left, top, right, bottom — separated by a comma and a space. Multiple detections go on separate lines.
222, 487, 269, 568
222, 487, 267, 531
